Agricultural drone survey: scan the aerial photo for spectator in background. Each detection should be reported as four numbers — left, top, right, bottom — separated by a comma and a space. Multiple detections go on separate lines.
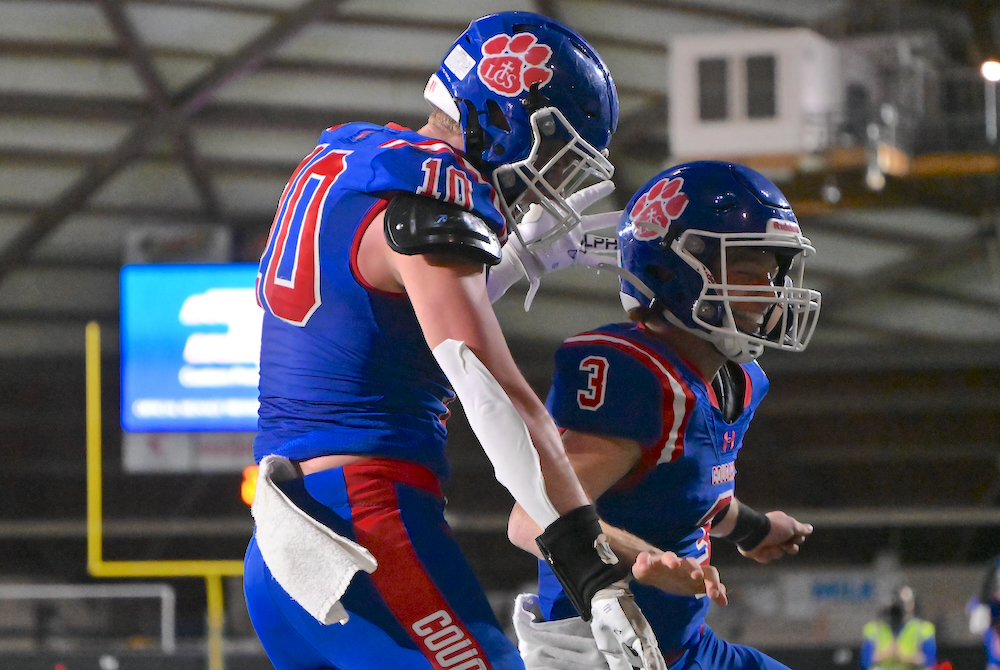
860, 585, 937, 670
969, 554, 1000, 670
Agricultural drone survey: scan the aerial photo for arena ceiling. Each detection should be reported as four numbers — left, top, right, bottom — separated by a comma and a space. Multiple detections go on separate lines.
1, 0, 999, 367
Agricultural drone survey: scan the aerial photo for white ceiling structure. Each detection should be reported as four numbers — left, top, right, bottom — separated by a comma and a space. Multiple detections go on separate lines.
1, 0, 999, 366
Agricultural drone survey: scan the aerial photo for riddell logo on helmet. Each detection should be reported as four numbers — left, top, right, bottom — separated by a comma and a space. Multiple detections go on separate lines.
477, 33, 554, 97
767, 218, 801, 234
629, 177, 689, 241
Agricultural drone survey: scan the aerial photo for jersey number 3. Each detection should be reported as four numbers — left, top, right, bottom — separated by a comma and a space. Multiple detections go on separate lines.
258, 146, 351, 326
577, 356, 609, 411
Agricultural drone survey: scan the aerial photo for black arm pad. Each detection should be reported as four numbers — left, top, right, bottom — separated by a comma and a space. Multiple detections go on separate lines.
535, 505, 631, 621
729, 502, 772, 552
384, 194, 502, 266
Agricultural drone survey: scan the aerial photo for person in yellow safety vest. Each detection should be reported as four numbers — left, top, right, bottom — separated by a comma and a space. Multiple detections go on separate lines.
860, 585, 937, 670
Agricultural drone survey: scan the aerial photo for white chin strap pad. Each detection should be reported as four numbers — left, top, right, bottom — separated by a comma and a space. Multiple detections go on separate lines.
714, 334, 763, 364
432, 339, 559, 530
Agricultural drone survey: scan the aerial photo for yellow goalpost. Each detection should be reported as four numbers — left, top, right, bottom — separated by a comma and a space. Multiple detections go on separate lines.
85, 321, 245, 670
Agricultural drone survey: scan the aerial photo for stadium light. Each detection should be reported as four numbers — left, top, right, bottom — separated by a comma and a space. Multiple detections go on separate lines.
982, 60, 1000, 144
982, 59, 1000, 83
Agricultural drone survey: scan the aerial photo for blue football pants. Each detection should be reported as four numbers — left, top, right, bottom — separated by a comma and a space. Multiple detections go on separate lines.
671, 626, 791, 670
244, 459, 523, 670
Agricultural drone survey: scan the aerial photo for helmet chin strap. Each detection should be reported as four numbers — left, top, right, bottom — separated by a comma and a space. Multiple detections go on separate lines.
657, 307, 763, 364
613, 266, 765, 365
457, 98, 489, 173
712, 334, 763, 364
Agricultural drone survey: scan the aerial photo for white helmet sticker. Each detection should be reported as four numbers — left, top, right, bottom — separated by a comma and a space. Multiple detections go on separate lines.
444, 45, 475, 80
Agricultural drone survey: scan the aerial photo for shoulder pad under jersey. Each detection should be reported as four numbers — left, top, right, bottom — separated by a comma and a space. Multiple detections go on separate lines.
384, 194, 502, 266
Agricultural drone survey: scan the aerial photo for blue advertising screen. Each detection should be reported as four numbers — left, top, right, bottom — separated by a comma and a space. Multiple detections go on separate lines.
121, 264, 262, 432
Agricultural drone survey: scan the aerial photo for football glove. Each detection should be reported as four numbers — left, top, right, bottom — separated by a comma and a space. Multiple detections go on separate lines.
590, 583, 667, 670
487, 180, 620, 309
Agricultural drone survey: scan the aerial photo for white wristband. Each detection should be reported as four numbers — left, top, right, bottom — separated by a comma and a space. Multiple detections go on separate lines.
432, 339, 559, 529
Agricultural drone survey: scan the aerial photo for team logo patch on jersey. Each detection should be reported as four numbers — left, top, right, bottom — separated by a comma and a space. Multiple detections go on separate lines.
629, 176, 689, 241
477, 33, 553, 97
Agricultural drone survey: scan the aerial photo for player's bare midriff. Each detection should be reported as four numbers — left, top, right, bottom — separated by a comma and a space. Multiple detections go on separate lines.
296, 453, 369, 475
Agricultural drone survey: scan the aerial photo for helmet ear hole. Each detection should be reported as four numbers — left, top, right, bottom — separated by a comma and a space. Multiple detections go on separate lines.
645, 265, 675, 284
486, 99, 510, 133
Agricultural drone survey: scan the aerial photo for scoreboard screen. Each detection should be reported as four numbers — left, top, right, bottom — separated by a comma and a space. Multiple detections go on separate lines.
120, 263, 262, 432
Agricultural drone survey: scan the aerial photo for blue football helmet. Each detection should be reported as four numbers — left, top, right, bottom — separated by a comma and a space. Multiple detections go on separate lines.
424, 12, 618, 247
617, 161, 822, 363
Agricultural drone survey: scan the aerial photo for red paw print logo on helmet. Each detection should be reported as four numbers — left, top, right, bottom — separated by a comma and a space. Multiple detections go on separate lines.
629, 177, 689, 241
477, 33, 554, 97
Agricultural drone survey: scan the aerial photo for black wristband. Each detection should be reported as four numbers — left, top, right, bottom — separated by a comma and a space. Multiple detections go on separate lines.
711, 503, 731, 527
535, 505, 630, 621
729, 503, 771, 552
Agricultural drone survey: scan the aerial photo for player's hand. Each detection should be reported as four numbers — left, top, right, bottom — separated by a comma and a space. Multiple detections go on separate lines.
590, 583, 666, 670
510, 180, 621, 310
631, 550, 727, 606
738, 511, 812, 563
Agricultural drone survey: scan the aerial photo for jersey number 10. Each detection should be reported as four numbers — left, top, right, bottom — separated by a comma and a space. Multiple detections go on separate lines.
258, 146, 351, 326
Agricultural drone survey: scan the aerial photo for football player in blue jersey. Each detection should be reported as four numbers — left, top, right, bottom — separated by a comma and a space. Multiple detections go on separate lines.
508, 161, 822, 670
243, 12, 712, 670
970, 555, 1000, 670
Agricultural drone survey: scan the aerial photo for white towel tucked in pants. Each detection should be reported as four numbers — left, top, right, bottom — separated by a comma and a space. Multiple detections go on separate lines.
251, 454, 377, 625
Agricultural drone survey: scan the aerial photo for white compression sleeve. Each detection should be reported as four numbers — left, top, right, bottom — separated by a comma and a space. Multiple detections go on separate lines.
432, 339, 559, 529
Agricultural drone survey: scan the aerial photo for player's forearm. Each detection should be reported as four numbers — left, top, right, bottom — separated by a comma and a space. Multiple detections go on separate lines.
399, 253, 589, 519
435, 339, 589, 527
599, 523, 657, 566
513, 401, 590, 514
509, 502, 655, 568
508, 503, 545, 559
708, 498, 739, 537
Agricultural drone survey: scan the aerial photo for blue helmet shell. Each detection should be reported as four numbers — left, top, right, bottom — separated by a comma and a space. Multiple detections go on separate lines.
618, 161, 811, 338
426, 12, 618, 175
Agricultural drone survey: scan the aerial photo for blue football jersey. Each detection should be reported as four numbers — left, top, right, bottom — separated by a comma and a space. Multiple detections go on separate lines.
537, 322, 768, 648
253, 123, 506, 481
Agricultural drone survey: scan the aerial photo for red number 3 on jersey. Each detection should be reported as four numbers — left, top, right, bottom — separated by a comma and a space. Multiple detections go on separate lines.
577, 355, 609, 410
258, 146, 351, 326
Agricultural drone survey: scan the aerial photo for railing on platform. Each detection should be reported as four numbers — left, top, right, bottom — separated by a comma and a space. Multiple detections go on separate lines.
0, 583, 176, 654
